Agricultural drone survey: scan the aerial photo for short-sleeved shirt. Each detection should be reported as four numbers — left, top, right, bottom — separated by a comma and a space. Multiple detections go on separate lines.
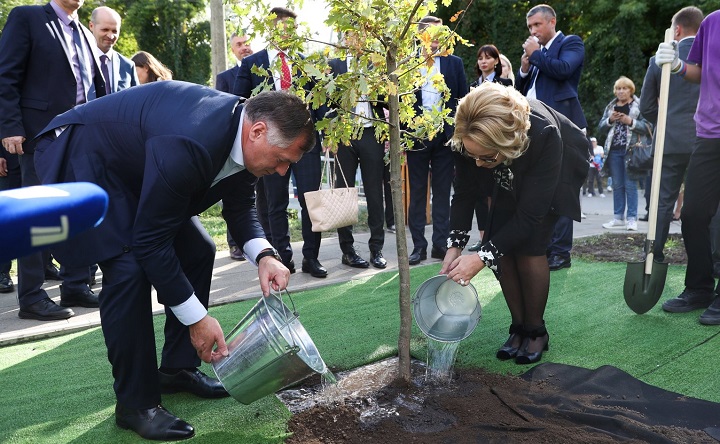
687, 10, 720, 138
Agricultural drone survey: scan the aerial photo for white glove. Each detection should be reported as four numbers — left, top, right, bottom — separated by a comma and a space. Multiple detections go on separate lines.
655, 41, 681, 72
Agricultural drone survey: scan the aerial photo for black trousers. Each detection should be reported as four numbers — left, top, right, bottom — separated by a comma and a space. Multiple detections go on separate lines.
334, 127, 386, 254
681, 138, 720, 292
255, 146, 321, 264
98, 216, 214, 409
0, 153, 21, 274
652, 153, 691, 260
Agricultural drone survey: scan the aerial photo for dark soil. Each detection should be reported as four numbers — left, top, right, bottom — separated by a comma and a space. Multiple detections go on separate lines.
285, 233, 697, 444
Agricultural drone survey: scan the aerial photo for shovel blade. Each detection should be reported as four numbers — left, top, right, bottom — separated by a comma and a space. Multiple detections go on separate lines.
624, 260, 669, 314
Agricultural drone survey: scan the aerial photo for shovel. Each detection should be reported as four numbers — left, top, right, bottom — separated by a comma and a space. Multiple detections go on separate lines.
623, 28, 674, 314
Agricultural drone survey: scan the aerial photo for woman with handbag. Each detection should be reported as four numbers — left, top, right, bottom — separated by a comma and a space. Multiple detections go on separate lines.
441, 83, 589, 365
598, 76, 653, 231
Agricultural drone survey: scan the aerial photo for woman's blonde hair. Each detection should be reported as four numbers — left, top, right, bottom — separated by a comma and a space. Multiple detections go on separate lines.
613, 76, 635, 95
450, 82, 531, 160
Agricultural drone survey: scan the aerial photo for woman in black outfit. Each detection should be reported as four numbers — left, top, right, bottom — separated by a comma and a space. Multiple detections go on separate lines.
441, 83, 589, 364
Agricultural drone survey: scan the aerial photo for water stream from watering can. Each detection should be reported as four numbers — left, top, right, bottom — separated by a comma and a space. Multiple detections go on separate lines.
425, 339, 460, 382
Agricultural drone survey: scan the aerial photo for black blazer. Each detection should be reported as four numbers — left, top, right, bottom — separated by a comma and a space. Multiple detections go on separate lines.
216, 65, 240, 93
35, 81, 264, 306
0, 3, 106, 153
450, 100, 589, 256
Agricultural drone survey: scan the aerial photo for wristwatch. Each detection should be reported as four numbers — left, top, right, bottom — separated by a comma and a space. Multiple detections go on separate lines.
255, 248, 282, 264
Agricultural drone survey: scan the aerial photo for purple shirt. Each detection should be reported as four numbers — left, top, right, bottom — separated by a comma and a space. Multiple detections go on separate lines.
50, 1, 94, 105
687, 10, 720, 138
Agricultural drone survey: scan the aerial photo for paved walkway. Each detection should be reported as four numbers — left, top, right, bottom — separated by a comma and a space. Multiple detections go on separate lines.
0, 191, 681, 346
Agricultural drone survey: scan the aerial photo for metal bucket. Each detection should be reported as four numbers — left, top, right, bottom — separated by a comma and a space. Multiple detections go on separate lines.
212, 291, 326, 404
412, 275, 481, 343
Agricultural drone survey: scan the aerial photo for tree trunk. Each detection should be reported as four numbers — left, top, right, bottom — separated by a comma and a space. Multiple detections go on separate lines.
386, 45, 412, 384
209, 0, 226, 88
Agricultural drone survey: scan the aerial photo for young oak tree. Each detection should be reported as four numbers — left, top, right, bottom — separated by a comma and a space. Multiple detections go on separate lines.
235, 0, 469, 382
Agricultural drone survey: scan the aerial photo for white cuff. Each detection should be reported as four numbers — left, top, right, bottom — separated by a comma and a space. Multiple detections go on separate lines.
170, 294, 207, 326
244, 238, 274, 265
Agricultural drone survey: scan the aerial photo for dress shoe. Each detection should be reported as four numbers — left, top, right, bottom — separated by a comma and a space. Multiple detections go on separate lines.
370, 251, 387, 269
408, 248, 427, 265
60, 285, 100, 308
115, 403, 194, 441
547, 255, 571, 271
431, 245, 447, 260
467, 241, 482, 252
342, 250, 370, 268
44, 263, 61, 281
639, 214, 649, 222
283, 259, 296, 274
0, 272, 14, 293
302, 258, 328, 278
662, 288, 715, 313
18, 298, 74, 320
159, 368, 229, 398
386, 225, 396, 234
515, 324, 549, 365
700, 297, 720, 325
496, 324, 523, 360
229, 245, 246, 261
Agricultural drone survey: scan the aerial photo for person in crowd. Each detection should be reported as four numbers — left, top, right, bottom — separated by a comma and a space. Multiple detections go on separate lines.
131, 51, 173, 84
34, 84, 312, 440
598, 76, 653, 232
499, 54, 515, 86
233, 7, 326, 278
442, 82, 589, 365
89, 6, 138, 93
655, 10, 720, 324
470, 44, 513, 88
0, 149, 20, 293
326, 39, 389, 269
584, 136, 605, 197
216, 31, 254, 261
0, 0, 103, 321
516, 4, 588, 272
640, 6, 703, 260
407, 15, 468, 266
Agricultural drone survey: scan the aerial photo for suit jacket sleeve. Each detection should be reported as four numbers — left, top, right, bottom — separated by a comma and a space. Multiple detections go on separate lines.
232, 58, 254, 98
639, 58, 659, 125
0, 8, 31, 139
132, 135, 216, 307
529, 35, 585, 82
216, 73, 229, 93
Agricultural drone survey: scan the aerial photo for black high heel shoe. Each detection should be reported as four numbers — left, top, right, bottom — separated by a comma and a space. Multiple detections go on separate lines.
496, 324, 523, 360
515, 324, 549, 365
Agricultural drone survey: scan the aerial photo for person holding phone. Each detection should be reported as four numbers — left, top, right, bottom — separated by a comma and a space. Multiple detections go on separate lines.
598, 76, 653, 231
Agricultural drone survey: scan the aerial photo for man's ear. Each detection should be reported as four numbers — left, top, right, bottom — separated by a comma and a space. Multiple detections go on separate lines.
248, 121, 267, 142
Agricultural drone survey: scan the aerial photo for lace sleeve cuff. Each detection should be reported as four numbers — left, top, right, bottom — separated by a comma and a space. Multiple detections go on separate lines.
447, 230, 470, 250
477, 241, 503, 273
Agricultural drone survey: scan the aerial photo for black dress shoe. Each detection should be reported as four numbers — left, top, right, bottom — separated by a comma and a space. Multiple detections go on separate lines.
547, 255, 571, 271
302, 258, 328, 278
115, 403, 194, 441
408, 248, 427, 265
60, 285, 100, 308
0, 272, 14, 293
431, 245, 448, 260
229, 245, 246, 261
44, 263, 61, 281
159, 368, 229, 398
342, 251, 369, 268
18, 298, 74, 320
515, 325, 550, 365
496, 324, 523, 360
370, 251, 387, 269
639, 214, 649, 222
283, 259, 296, 274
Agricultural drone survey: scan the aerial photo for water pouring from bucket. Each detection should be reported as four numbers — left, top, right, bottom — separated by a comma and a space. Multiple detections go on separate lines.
212, 290, 330, 404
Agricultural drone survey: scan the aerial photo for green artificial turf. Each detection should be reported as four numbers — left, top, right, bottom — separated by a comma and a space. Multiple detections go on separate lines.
1, 259, 718, 443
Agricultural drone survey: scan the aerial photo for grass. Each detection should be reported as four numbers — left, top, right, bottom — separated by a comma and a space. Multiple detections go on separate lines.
2, 259, 718, 443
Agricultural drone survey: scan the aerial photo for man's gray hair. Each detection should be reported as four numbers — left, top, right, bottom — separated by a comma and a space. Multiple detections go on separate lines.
243, 91, 315, 152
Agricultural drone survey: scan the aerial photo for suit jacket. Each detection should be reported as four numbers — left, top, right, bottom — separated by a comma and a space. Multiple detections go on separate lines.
216, 65, 240, 93
515, 32, 587, 129
414, 54, 469, 140
469, 76, 513, 89
450, 100, 589, 255
34, 81, 264, 306
0, 3, 106, 153
639, 37, 699, 155
326, 58, 386, 119
108, 51, 139, 93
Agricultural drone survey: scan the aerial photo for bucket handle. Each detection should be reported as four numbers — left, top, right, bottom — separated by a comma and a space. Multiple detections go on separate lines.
263, 289, 301, 350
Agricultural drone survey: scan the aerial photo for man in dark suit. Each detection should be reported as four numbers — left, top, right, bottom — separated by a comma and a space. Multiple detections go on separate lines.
216, 31, 253, 261
639, 6, 703, 263
407, 16, 468, 266
516, 4, 588, 272
233, 7, 327, 278
89, 6, 138, 94
34, 83, 315, 440
0, 150, 21, 293
0, 0, 105, 321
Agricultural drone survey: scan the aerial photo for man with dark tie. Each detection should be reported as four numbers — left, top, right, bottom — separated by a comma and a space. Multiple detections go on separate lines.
0, 0, 106, 321
34, 83, 314, 440
89, 6, 138, 94
516, 4, 589, 272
